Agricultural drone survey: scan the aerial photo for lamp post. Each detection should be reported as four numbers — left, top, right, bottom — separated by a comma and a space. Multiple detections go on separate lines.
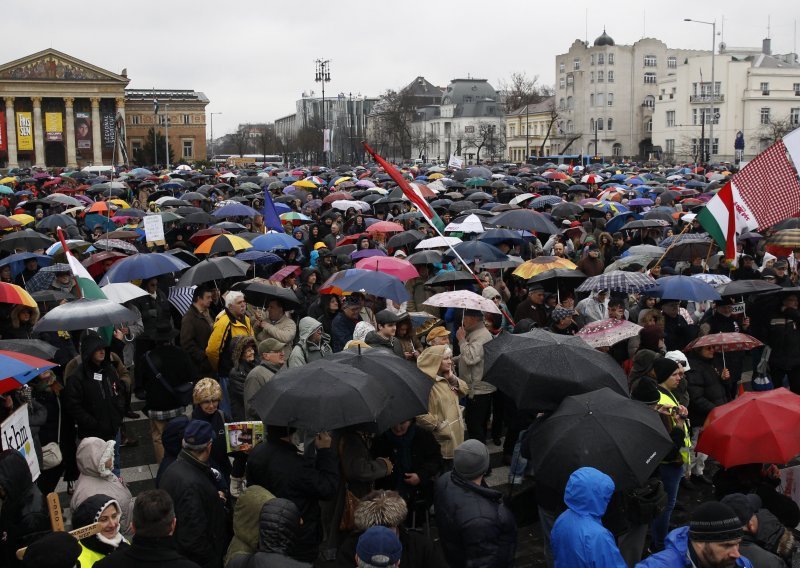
209, 111, 222, 162
348, 92, 355, 165
315, 59, 330, 166
525, 104, 530, 164
685, 18, 717, 164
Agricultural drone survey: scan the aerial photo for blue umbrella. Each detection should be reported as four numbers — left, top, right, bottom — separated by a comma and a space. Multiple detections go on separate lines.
212, 203, 260, 218
159, 181, 185, 190
0, 351, 58, 388
442, 241, 507, 264
251, 233, 303, 251
84, 213, 117, 232
99, 253, 190, 285
604, 212, 639, 234
320, 268, 410, 303
274, 202, 292, 214
0, 252, 53, 278
478, 228, 526, 246
235, 250, 283, 265
649, 275, 721, 302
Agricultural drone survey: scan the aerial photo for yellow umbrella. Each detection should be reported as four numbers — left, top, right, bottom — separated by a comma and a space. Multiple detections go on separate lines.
291, 179, 317, 189
333, 176, 352, 186
110, 199, 131, 209
0, 177, 16, 185
9, 214, 34, 226
513, 256, 577, 279
428, 173, 444, 180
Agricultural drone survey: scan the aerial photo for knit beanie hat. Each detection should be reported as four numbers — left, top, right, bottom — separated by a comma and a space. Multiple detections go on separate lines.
631, 349, 659, 375
689, 501, 744, 542
453, 439, 490, 479
653, 357, 680, 384
631, 377, 661, 405
639, 325, 664, 351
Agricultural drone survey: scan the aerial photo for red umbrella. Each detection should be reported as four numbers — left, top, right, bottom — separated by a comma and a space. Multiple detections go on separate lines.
696, 388, 800, 467
685, 332, 762, 367
366, 221, 404, 234
355, 256, 419, 282
322, 191, 353, 205
0, 215, 21, 229
82, 251, 127, 278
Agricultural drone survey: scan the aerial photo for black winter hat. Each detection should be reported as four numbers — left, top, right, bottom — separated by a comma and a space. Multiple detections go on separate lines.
689, 501, 744, 542
631, 378, 661, 405
653, 357, 680, 384
22, 532, 81, 568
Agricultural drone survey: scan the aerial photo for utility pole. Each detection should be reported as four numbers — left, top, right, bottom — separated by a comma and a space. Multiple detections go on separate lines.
315, 59, 330, 167
209, 111, 222, 162
525, 104, 530, 163
594, 119, 599, 159
685, 18, 717, 163
349, 92, 355, 164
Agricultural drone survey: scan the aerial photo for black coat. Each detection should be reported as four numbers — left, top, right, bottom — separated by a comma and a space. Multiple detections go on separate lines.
767, 307, 800, 369
142, 345, 200, 413
227, 498, 311, 568
190, 406, 231, 484
0, 450, 49, 567
686, 353, 730, 425
159, 450, 229, 568
95, 536, 202, 568
434, 471, 517, 568
179, 305, 214, 376
663, 313, 697, 351
371, 424, 442, 502
246, 439, 339, 562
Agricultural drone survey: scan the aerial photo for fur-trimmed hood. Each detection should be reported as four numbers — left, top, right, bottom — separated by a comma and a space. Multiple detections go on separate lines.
10, 304, 39, 328
230, 335, 257, 365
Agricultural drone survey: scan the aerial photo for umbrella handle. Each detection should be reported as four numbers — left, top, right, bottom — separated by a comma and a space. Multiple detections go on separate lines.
653, 222, 691, 269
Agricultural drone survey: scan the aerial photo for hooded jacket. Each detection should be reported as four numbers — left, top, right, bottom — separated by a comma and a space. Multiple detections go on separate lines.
63, 332, 127, 441
205, 308, 253, 374
224, 485, 275, 566
2, 305, 39, 339
364, 330, 398, 354
287, 317, 332, 368
228, 336, 258, 421
550, 467, 626, 567
71, 437, 134, 535
228, 499, 311, 568
0, 450, 49, 566
72, 494, 129, 568
685, 352, 729, 425
457, 324, 494, 397
636, 526, 754, 567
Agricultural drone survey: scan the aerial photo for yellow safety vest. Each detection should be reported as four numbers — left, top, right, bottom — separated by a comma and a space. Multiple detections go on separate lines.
657, 388, 691, 464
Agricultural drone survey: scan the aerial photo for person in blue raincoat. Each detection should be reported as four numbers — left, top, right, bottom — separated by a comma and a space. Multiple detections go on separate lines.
550, 467, 627, 567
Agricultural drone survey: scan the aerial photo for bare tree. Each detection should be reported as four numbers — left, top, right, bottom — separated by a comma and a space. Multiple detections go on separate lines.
368, 88, 418, 161
759, 114, 796, 146
540, 99, 580, 155
498, 72, 554, 114
254, 123, 277, 158
463, 122, 502, 163
231, 126, 250, 157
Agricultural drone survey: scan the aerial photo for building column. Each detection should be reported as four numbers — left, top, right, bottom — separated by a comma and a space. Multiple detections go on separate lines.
4, 97, 17, 169
114, 97, 126, 165
90, 97, 102, 165
64, 97, 77, 169
32, 97, 45, 168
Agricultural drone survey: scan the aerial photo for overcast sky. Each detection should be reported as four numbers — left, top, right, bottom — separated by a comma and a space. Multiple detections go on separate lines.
4, 0, 794, 136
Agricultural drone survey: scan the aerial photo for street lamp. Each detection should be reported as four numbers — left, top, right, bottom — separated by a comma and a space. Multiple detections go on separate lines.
315, 59, 331, 166
209, 111, 222, 163
685, 18, 717, 163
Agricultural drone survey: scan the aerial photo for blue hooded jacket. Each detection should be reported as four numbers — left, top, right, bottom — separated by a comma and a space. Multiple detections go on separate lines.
635, 526, 754, 568
551, 467, 627, 568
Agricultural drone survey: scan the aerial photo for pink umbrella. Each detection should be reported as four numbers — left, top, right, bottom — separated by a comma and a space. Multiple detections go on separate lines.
366, 221, 404, 234
576, 318, 643, 349
271, 264, 301, 282
423, 290, 500, 314
356, 256, 419, 282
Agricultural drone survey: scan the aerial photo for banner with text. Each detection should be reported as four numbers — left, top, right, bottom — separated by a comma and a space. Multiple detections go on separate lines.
17, 112, 33, 151
1, 403, 40, 480
0, 111, 5, 151
75, 111, 91, 150
45, 112, 63, 142
101, 111, 115, 149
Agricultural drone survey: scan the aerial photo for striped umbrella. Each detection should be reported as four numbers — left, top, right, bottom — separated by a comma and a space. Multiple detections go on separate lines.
194, 234, 253, 255
576, 271, 658, 293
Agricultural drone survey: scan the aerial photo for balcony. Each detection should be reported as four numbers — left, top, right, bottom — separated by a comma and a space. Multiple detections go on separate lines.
690, 94, 724, 103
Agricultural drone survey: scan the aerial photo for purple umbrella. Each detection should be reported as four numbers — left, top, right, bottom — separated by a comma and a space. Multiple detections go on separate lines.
628, 198, 654, 206
350, 249, 386, 260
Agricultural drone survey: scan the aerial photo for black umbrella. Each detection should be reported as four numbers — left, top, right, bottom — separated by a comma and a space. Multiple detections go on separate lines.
30, 289, 71, 304
550, 202, 584, 218
0, 339, 58, 359
621, 219, 668, 231
528, 388, 674, 490
491, 209, 559, 234
407, 250, 442, 265
716, 280, 781, 296
527, 268, 588, 284
165, 249, 200, 267
387, 230, 424, 249
425, 270, 475, 286
179, 212, 216, 225
483, 329, 628, 411
36, 214, 77, 231
230, 280, 302, 309
33, 298, 138, 332
0, 229, 55, 252
176, 257, 250, 287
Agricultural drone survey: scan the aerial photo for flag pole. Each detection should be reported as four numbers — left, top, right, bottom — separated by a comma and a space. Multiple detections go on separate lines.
56, 226, 83, 298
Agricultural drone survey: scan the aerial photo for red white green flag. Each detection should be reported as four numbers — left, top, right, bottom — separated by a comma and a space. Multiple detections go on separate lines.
697, 128, 800, 258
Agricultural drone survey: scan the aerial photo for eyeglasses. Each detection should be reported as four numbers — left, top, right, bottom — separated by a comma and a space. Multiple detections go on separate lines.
199, 399, 220, 405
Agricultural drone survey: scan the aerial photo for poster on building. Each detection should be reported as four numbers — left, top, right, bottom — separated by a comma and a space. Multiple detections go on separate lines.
17, 112, 33, 151
1, 403, 40, 481
323, 129, 331, 152
0, 111, 5, 151
75, 111, 91, 150
101, 111, 115, 149
45, 112, 63, 142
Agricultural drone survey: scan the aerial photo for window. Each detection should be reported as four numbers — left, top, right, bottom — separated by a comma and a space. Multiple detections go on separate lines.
130, 115, 141, 125
567, 96, 574, 109
643, 95, 655, 108
597, 93, 605, 106
761, 107, 771, 124
131, 140, 142, 151
509, 125, 515, 137
597, 118, 604, 130
667, 56, 677, 69
607, 93, 614, 106
573, 58, 581, 70
607, 118, 613, 130
559, 62, 565, 74
644, 55, 657, 67
463, 96, 473, 103
590, 94, 595, 107
598, 53, 605, 65
566, 120, 574, 133
761, 82, 770, 95
589, 118, 595, 131
791, 108, 800, 126
559, 78, 565, 89
644, 72, 657, 84
598, 70, 604, 83
183, 114, 191, 124
566, 75, 574, 87
559, 98, 565, 110
795, 83, 800, 96
590, 71, 594, 83
646, 120, 653, 132
590, 54, 595, 65
182, 139, 193, 158
612, 142, 622, 156
665, 139, 675, 156
607, 70, 614, 83
158, 115, 169, 125
666, 110, 675, 127
608, 53, 614, 65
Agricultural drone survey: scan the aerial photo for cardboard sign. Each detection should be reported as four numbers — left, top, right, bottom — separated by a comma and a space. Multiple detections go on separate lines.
779, 465, 800, 506
225, 421, 265, 453
730, 303, 746, 315
1, 403, 40, 480
448, 155, 464, 169
143, 214, 165, 245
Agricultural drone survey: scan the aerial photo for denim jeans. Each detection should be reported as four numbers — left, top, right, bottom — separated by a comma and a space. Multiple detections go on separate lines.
650, 462, 683, 550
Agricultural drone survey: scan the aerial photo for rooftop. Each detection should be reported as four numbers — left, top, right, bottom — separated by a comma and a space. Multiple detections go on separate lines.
125, 89, 209, 103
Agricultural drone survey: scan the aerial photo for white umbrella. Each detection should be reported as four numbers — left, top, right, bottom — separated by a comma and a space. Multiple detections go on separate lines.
101, 282, 149, 304
509, 193, 536, 207
426, 180, 447, 194
331, 200, 370, 212
415, 236, 462, 249
423, 290, 501, 314
444, 214, 484, 234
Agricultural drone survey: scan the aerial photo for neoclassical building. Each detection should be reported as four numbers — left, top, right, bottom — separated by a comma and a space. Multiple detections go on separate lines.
0, 48, 130, 169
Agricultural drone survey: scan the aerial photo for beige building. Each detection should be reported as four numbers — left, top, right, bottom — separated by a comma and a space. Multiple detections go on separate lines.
0, 48, 129, 169
553, 31, 707, 160
505, 97, 555, 163
652, 40, 800, 163
125, 89, 208, 165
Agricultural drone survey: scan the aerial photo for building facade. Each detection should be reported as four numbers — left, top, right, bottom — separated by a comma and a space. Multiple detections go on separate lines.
125, 89, 209, 165
553, 32, 707, 160
411, 78, 505, 164
652, 40, 800, 163
505, 97, 556, 163
0, 48, 129, 169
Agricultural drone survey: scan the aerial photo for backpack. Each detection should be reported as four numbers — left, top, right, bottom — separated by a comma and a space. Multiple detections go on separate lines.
623, 477, 667, 524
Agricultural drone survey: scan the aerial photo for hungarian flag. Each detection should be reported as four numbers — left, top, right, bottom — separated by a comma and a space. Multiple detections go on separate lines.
362, 142, 445, 232
57, 227, 105, 300
697, 128, 800, 258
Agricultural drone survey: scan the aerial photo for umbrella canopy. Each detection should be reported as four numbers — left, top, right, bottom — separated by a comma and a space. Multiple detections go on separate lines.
319, 269, 409, 304
0, 351, 59, 395
406, 250, 442, 265
100, 282, 149, 304
251, 233, 303, 251
92, 238, 138, 254
212, 203, 260, 218
0, 229, 55, 252
684, 332, 762, 353
415, 236, 462, 250
527, 268, 587, 285
442, 241, 507, 264
716, 280, 781, 297
766, 229, 800, 249
484, 329, 628, 410
651, 275, 721, 302
0, 282, 37, 308
491, 209, 559, 234
366, 221, 404, 234
34, 298, 138, 332
387, 230, 425, 249
577, 271, 658, 294
425, 270, 476, 286
576, 318, 643, 349
355, 256, 419, 282
696, 388, 800, 468
658, 234, 716, 262
527, 388, 674, 490
176, 257, 250, 287
99, 253, 190, 285
231, 280, 303, 309
444, 214, 484, 234
478, 228, 525, 246
194, 234, 253, 255
0, 339, 57, 360
626, 245, 666, 258
513, 257, 577, 279
423, 290, 500, 314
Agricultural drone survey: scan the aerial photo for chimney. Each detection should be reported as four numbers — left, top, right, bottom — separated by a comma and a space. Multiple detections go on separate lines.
763, 38, 772, 55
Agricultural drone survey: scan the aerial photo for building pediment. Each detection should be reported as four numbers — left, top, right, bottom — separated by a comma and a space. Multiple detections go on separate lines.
0, 48, 129, 84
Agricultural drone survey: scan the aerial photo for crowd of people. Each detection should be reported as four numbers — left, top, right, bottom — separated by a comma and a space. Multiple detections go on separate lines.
0, 157, 799, 568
